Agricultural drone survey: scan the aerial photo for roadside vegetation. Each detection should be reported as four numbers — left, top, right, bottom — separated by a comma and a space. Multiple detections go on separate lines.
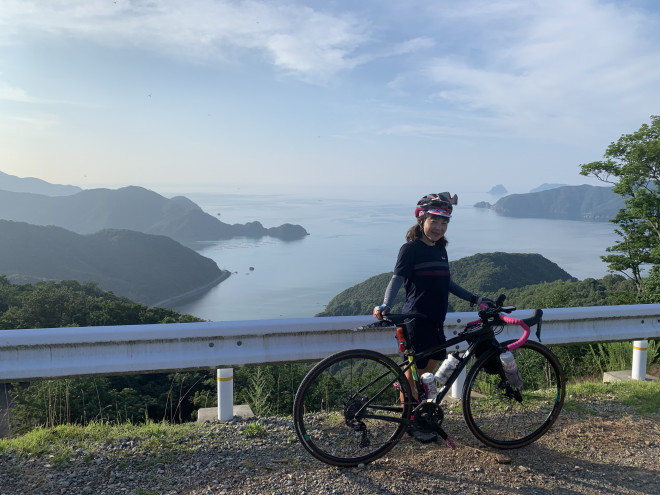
0, 252, 659, 436
1, 116, 659, 448
1, 379, 657, 463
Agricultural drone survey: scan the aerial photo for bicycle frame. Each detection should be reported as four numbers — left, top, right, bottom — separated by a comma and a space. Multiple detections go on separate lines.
398, 322, 497, 405
354, 304, 543, 427
356, 320, 499, 426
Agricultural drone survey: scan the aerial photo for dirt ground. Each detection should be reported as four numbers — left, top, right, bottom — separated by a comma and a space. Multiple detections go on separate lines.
1, 392, 658, 494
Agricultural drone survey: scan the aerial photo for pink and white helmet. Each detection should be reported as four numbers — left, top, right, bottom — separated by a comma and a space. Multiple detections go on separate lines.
414, 192, 458, 218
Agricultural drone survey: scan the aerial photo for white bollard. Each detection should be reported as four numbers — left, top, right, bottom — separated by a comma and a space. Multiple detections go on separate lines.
217, 368, 234, 420
631, 340, 648, 381
451, 366, 466, 399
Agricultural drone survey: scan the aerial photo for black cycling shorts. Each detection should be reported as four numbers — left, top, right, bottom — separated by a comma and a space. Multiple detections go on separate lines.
407, 318, 447, 369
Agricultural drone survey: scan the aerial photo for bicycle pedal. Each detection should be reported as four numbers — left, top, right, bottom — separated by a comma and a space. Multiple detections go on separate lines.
435, 426, 456, 451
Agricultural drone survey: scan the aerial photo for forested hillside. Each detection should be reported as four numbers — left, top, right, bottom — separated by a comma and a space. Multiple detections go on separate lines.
0, 220, 228, 306
0, 278, 212, 431
0, 279, 309, 430
0, 186, 308, 244
0, 277, 202, 329
317, 252, 577, 316
449, 252, 574, 292
0, 181, 307, 306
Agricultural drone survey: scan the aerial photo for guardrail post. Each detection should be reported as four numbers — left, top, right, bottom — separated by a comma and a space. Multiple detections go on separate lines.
631, 340, 648, 380
217, 368, 234, 420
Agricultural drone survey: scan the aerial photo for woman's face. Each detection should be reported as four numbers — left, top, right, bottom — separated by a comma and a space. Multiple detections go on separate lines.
421, 214, 449, 244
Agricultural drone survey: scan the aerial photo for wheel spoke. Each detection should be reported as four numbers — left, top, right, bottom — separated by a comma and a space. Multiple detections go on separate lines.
463, 341, 565, 448
294, 350, 411, 466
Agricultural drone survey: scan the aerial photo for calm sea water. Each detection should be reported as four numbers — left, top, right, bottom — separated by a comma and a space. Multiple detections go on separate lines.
170, 191, 618, 321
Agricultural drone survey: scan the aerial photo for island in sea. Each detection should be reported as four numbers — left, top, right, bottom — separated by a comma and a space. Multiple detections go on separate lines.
0, 171, 308, 306
0, 184, 309, 244
474, 184, 622, 222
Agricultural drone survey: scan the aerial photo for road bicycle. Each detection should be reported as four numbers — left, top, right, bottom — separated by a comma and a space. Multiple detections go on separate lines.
293, 295, 565, 467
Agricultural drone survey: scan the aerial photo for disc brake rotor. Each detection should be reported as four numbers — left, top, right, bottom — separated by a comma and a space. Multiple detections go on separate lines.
344, 395, 368, 429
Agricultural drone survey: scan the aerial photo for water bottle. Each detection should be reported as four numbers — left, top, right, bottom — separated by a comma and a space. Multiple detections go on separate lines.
434, 353, 460, 386
500, 351, 524, 388
421, 372, 438, 400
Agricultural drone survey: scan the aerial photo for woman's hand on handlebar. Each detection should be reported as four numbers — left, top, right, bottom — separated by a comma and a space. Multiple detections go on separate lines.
476, 295, 495, 310
373, 304, 390, 320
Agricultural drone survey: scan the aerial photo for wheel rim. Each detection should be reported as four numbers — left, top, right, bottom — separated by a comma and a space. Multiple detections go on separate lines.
464, 341, 565, 448
294, 351, 410, 466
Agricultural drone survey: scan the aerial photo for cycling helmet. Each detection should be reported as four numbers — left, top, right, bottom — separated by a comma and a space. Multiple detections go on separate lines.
414, 192, 458, 218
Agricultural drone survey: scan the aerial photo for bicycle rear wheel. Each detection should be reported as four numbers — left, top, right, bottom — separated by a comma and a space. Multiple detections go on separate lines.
293, 349, 413, 467
462, 340, 565, 449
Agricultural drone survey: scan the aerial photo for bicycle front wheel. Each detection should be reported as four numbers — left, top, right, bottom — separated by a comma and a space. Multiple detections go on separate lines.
463, 340, 565, 449
293, 349, 413, 467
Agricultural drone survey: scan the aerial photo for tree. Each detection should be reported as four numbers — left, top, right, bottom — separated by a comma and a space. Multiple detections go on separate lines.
1, 279, 210, 430
580, 115, 660, 290
640, 265, 660, 303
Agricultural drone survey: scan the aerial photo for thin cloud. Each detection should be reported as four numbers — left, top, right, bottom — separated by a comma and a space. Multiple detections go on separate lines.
392, 0, 660, 141
378, 37, 435, 58
379, 123, 485, 138
0, 0, 419, 83
0, 82, 41, 103
8, 113, 60, 131
0, 80, 85, 106
3, 0, 660, 157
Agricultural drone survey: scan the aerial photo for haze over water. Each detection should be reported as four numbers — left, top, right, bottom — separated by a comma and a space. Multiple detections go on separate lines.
171, 190, 618, 321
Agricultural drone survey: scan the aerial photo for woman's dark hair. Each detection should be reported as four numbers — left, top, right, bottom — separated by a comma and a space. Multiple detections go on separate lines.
406, 214, 448, 247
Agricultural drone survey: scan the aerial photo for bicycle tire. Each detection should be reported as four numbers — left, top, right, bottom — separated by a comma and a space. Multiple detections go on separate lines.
462, 340, 565, 449
293, 349, 413, 467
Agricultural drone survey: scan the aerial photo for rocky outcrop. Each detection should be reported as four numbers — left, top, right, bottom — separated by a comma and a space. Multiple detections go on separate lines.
0, 186, 309, 243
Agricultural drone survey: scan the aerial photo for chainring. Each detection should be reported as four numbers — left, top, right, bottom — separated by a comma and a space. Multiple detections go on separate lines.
412, 401, 445, 433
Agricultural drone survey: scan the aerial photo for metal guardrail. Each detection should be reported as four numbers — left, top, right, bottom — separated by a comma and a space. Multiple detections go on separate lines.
1, 304, 659, 382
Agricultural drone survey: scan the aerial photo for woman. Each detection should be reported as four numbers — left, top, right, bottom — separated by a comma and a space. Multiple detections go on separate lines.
374, 193, 489, 440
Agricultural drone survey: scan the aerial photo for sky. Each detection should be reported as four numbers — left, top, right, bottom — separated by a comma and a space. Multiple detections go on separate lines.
1, 0, 660, 197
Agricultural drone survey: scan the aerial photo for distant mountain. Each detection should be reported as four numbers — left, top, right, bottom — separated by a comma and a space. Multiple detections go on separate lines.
0, 186, 308, 244
0, 170, 82, 196
0, 220, 228, 306
488, 184, 507, 195
529, 183, 568, 193
489, 185, 622, 221
317, 252, 574, 316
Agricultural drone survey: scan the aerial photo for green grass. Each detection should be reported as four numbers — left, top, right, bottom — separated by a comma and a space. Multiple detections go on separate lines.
564, 379, 660, 417
242, 420, 267, 438
618, 381, 660, 415
0, 419, 202, 465
2, 379, 657, 463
